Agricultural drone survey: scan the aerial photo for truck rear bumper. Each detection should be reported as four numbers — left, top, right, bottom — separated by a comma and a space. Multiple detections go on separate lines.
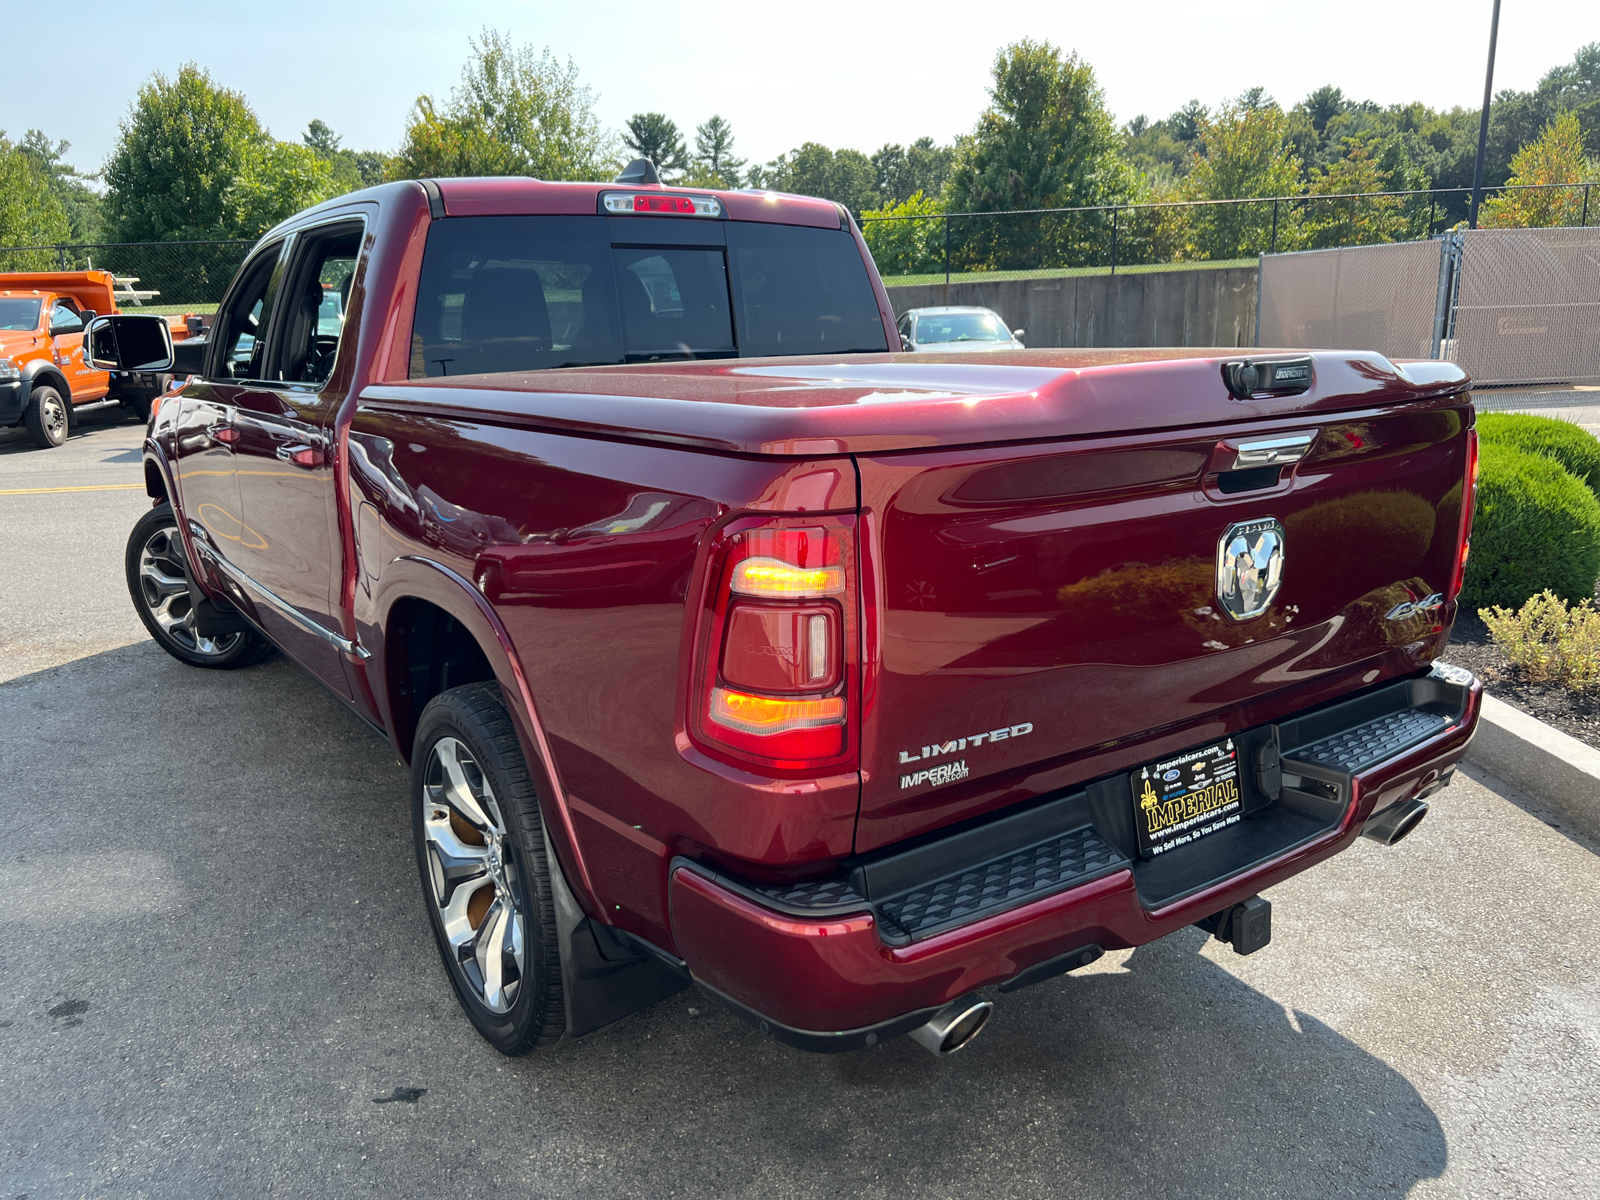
668, 664, 1482, 1048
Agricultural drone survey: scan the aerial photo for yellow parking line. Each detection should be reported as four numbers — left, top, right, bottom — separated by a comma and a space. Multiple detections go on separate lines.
0, 483, 146, 496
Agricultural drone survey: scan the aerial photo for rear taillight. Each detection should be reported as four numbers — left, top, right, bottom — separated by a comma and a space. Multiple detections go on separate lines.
690, 518, 856, 772
1447, 427, 1479, 602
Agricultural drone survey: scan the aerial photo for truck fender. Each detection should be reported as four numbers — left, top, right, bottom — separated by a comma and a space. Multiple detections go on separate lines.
138, 440, 216, 597
374, 555, 604, 920
20, 359, 71, 402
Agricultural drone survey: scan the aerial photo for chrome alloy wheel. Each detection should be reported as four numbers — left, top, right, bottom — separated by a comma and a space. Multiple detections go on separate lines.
39, 392, 67, 442
136, 526, 242, 657
421, 737, 527, 1014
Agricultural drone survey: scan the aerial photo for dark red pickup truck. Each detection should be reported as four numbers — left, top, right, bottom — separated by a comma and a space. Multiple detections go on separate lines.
91, 172, 1482, 1058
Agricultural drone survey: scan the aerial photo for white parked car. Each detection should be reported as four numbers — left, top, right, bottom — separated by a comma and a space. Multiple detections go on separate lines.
897, 306, 1025, 353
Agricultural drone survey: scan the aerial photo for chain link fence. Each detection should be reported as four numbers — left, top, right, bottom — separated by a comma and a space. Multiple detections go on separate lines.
861, 184, 1597, 288
1258, 226, 1600, 386
0, 240, 253, 313
1451, 227, 1600, 386
1258, 240, 1449, 361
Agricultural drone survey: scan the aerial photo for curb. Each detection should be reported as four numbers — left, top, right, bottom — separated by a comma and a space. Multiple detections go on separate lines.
1465, 693, 1600, 841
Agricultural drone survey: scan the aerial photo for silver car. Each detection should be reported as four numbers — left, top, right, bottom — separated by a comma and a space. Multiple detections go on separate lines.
897, 306, 1025, 353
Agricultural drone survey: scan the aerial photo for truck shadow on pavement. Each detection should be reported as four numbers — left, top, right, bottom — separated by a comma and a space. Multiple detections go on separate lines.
0, 643, 1445, 1199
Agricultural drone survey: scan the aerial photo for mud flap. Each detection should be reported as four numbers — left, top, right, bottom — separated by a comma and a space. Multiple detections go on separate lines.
540, 822, 689, 1038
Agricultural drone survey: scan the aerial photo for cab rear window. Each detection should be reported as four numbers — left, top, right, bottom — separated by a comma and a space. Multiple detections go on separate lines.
409, 215, 886, 378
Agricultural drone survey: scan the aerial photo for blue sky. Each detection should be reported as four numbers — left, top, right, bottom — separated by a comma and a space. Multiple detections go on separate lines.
8, 0, 1596, 175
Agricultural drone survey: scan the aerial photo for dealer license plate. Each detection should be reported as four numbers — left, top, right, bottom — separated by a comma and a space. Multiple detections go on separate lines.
1131, 737, 1244, 859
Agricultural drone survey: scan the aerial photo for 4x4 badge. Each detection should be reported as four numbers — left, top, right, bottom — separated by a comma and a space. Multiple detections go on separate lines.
1216, 518, 1284, 621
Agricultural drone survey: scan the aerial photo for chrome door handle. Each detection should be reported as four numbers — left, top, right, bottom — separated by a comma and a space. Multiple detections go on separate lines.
208, 424, 239, 445
276, 444, 323, 468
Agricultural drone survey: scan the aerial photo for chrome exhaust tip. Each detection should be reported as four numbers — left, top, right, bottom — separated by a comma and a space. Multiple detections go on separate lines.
1362, 798, 1429, 846
909, 994, 993, 1057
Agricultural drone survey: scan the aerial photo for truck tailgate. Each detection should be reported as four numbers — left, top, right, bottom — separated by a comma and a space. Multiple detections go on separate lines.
855, 392, 1473, 852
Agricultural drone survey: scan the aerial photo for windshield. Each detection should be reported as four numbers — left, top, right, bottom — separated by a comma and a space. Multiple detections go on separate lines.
915, 311, 1011, 343
0, 298, 42, 331
410, 215, 887, 377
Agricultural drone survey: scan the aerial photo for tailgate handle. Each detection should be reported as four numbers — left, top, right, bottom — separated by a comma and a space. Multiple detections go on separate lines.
1231, 431, 1315, 471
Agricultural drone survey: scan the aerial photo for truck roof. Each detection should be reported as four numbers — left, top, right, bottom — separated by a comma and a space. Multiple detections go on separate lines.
361, 350, 1471, 457
278, 178, 847, 233
0, 270, 117, 314
430, 178, 845, 228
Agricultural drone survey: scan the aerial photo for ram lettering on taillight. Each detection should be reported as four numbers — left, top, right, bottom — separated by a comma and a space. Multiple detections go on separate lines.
690, 518, 856, 772
1447, 427, 1479, 602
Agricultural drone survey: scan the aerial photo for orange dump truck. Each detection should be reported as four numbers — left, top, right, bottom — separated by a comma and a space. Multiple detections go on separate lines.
0, 270, 199, 449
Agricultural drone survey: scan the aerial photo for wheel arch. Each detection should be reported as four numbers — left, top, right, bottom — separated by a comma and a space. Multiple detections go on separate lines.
21, 360, 70, 401
375, 556, 602, 917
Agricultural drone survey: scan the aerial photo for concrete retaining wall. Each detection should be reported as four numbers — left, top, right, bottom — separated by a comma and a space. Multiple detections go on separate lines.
886, 266, 1261, 350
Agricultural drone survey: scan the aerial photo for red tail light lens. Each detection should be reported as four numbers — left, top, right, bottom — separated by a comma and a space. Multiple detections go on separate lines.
689, 518, 856, 773
1447, 427, 1479, 602
601, 192, 724, 217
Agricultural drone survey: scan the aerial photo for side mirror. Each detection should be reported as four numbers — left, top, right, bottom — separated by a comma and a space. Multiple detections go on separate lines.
81, 309, 97, 323
1012, 328, 1025, 339
900, 334, 914, 351
85, 315, 176, 372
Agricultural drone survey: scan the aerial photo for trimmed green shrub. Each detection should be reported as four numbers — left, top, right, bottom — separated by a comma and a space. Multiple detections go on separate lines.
1477, 412, 1600, 498
1461, 442, 1600, 611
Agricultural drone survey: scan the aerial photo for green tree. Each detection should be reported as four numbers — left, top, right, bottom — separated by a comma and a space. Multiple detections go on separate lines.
227, 140, 337, 237
1180, 96, 1302, 259
0, 133, 71, 264
391, 29, 616, 181
944, 39, 1137, 269
683, 115, 744, 188
871, 138, 955, 207
622, 113, 687, 178
1479, 111, 1597, 228
1171, 100, 1208, 144
302, 119, 365, 194
103, 64, 265, 241
1301, 135, 1427, 247
17, 131, 101, 243
861, 190, 946, 279
750, 143, 879, 213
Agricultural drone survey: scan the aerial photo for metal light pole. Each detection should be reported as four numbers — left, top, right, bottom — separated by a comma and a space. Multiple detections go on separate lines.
1469, 0, 1502, 229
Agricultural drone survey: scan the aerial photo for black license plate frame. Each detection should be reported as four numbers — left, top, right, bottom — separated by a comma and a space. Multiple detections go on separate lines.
1131, 737, 1245, 859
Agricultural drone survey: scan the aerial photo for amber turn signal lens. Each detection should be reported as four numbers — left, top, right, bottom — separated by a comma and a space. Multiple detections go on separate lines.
709, 688, 845, 736
730, 556, 845, 598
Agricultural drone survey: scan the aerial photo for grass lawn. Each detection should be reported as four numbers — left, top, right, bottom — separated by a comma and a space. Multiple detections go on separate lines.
126, 303, 220, 316
880, 259, 1257, 288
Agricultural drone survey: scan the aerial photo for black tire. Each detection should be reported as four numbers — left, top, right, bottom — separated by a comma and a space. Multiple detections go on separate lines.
124, 503, 273, 669
122, 391, 154, 424
23, 385, 68, 449
412, 682, 566, 1055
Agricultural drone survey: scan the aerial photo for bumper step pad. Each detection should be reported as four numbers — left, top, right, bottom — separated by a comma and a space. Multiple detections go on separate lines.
1286, 708, 1450, 775
877, 826, 1128, 941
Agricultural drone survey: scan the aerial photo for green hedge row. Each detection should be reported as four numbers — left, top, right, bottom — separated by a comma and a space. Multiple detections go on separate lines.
1461, 415, 1600, 611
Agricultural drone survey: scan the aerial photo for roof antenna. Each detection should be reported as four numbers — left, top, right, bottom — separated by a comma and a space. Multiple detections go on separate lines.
614, 158, 661, 185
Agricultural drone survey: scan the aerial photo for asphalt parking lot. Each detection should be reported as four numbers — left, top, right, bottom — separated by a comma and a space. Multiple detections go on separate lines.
2, 418, 1598, 1199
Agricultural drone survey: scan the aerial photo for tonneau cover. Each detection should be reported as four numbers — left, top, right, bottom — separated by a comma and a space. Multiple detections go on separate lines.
358, 350, 1470, 456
